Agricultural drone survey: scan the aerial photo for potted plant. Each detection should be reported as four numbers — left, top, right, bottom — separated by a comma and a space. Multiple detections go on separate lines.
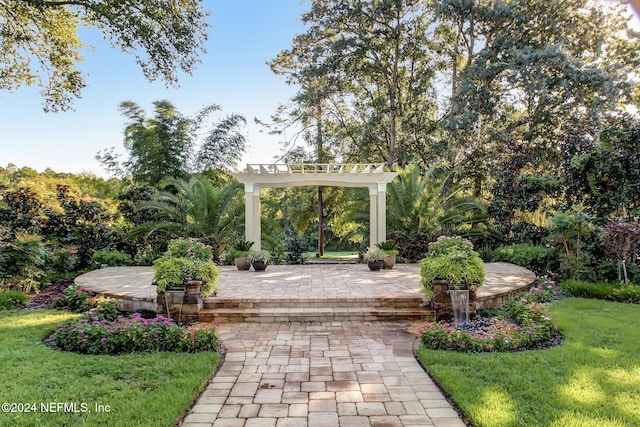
248, 250, 272, 271
152, 239, 219, 322
362, 247, 387, 271
232, 240, 254, 270
376, 240, 399, 269
419, 236, 485, 296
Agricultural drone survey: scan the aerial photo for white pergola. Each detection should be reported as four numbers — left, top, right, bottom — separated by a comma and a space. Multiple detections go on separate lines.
232, 164, 398, 250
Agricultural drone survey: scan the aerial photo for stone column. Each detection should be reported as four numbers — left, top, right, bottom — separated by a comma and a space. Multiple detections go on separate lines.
253, 186, 261, 250
369, 186, 378, 245
377, 182, 387, 244
244, 183, 262, 250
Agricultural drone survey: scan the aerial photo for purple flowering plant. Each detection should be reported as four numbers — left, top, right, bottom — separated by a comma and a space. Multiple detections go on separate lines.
51, 310, 219, 355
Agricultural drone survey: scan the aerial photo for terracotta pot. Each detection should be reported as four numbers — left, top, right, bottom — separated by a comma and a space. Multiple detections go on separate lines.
367, 260, 384, 271
234, 254, 251, 270
383, 254, 396, 269
252, 260, 268, 271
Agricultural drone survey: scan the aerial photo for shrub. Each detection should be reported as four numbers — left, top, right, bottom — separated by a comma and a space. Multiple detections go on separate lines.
387, 230, 434, 263
561, 280, 640, 304
420, 236, 485, 296
0, 289, 28, 310
493, 244, 558, 274
50, 311, 219, 355
612, 285, 640, 304
91, 248, 133, 268
53, 284, 121, 315
1, 232, 47, 292
152, 239, 218, 296
46, 246, 78, 280
284, 233, 309, 265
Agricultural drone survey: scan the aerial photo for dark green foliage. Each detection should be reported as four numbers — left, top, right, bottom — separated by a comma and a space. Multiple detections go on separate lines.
493, 244, 558, 275
388, 230, 434, 263
0, 289, 28, 309
547, 205, 595, 280
91, 248, 133, 267
284, 232, 309, 265
1, 232, 47, 292
561, 280, 640, 303
565, 118, 640, 217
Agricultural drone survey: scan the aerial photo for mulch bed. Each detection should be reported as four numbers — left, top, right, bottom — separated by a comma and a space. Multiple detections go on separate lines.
24, 280, 74, 309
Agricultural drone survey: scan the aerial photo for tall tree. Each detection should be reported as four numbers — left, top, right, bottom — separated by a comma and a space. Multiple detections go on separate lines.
273, 0, 444, 168
96, 100, 246, 185
0, 0, 208, 112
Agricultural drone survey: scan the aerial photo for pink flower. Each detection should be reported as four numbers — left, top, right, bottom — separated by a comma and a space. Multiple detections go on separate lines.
417, 327, 424, 333
51, 297, 59, 302
214, 322, 221, 327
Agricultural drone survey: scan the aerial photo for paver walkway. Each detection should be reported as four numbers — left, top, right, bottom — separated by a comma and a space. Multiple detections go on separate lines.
183, 321, 465, 427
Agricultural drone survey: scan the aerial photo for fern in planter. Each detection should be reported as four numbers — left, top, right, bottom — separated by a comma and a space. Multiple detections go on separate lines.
375, 240, 399, 255
420, 236, 485, 296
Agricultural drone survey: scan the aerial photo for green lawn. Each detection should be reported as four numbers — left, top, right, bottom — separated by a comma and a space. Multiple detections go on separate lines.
416, 298, 640, 427
306, 251, 359, 261
0, 310, 220, 427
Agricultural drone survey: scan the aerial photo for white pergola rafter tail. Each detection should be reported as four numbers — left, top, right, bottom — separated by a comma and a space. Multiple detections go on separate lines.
232, 163, 398, 250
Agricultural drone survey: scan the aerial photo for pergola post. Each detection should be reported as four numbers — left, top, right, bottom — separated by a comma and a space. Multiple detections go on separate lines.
244, 183, 262, 250
377, 182, 387, 244
252, 186, 261, 250
369, 186, 378, 246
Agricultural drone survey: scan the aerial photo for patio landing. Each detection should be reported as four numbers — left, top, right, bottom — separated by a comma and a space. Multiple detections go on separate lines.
75, 262, 536, 322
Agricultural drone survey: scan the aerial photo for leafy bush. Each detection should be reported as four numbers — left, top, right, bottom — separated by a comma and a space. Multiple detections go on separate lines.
420, 236, 485, 296
547, 206, 594, 280
53, 284, 121, 315
51, 310, 219, 355
152, 239, 218, 296
91, 248, 133, 268
561, 280, 640, 303
1, 232, 47, 292
46, 246, 78, 280
0, 289, 28, 310
284, 233, 309, 265
493, 244, 558, 274
387, 230, 434, 263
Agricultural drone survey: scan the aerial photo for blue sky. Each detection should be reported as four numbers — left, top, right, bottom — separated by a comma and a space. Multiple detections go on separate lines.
1, 1, 638, 177
0, 0, 308, 176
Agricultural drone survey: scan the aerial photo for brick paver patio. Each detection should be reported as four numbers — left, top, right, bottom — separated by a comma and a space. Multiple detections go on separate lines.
183, 321, 465, 427
76, 263, 536, 426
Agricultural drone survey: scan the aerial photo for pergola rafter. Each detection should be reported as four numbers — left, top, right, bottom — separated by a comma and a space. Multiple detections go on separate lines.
232, 163, 398, 250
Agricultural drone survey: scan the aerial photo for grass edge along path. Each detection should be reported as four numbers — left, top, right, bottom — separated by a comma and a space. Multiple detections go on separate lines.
0, 309, 220, 427
416, 298, 640, 427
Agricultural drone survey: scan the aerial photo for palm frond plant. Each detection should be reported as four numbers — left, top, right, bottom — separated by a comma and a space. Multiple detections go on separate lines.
128, 176, 244, 262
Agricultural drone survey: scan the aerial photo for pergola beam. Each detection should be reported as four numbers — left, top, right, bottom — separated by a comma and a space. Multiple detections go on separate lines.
233, 164, 398, 250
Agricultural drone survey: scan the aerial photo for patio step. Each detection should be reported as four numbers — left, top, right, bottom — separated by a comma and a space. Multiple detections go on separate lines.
202, 296, 424, 310
198, 296, 434, 323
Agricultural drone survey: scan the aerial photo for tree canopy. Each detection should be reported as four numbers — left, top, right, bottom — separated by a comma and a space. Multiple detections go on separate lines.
0, 0, 208, 112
